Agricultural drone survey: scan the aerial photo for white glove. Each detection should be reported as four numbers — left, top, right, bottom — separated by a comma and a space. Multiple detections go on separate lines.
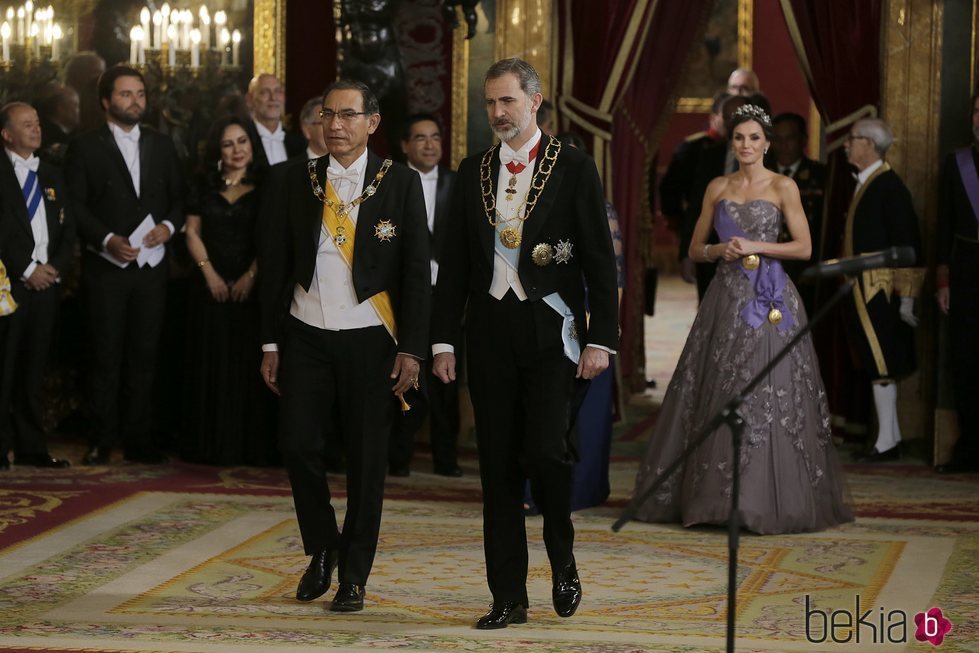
899, 296, 918, 327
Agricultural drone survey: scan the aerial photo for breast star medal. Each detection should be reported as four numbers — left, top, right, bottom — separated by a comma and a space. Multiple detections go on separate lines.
742, 254, 760, 271
531, 243, 554, 266
44, 187, 56, 201
374, 219, 397, 242
554, 239, 574, 264
500, 227, 521, 249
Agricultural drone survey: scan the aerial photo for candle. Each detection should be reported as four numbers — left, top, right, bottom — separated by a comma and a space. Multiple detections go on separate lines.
129, 26, 140, 64
140, 7, 149, 48
167, 24, 176, 66
24, 1, 32, 45
51, 22, 60, 60
214, 9, 226, 48
16, 8, 23, 45
231, 29, 240, 67
190, 28, 200, 67
219, 27, 229, 66
30, 22, 38, 58
199, 6, 210, 49
183, 10, 192, 49
152, 10, 161, 48
161, 2, 170, 43
1, 22, 9, 62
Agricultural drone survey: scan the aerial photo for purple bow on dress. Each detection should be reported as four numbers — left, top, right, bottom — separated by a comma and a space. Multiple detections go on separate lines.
713, 201, 795, 332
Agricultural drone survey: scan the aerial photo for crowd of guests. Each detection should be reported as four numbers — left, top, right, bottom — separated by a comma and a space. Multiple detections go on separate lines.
0, 59, 467, 476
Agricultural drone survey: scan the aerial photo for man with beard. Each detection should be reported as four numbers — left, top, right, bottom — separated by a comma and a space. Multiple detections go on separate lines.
431, 58, 618, 629
65, 65, 185, 464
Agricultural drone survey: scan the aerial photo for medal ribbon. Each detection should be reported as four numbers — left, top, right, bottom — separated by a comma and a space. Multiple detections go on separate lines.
321, 180, 398, 342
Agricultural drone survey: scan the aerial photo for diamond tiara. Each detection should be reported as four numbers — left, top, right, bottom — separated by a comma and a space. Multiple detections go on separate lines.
733, 103, 771, 127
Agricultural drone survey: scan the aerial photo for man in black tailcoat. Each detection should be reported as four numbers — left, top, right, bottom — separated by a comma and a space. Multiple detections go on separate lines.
431, 58, 618, 629
259, 79, 430, 613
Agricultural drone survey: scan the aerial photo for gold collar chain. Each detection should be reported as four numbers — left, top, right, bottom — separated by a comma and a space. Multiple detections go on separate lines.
308, 158, 393, 218
480, 136, 561, 228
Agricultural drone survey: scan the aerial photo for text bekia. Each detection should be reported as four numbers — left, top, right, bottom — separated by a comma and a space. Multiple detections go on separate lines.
805, 595, 906, 644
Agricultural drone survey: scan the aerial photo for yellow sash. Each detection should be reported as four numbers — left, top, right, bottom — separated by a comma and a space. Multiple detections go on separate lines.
0, 259, 16, 317
321, 180, 397, 342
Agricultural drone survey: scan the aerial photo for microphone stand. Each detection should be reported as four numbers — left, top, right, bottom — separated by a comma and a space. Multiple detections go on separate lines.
612, 275, 856, 653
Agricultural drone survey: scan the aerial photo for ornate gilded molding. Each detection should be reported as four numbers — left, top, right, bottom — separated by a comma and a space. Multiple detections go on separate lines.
253, 0, 286, 82
493, 0, 552, 96
738, 0, 753, 69
451, 6, 470, 169
675, 97, 713, 114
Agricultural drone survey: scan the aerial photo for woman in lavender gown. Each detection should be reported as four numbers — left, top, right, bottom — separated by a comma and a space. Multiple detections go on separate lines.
632, 104, 852, 534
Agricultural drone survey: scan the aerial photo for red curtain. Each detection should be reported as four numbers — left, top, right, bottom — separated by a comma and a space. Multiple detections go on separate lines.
778, 1, 884, 430
556, 0, 711, 391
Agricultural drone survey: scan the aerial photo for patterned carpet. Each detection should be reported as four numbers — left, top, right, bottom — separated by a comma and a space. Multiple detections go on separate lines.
2, 453, 978, 652
2, 277, 978, 651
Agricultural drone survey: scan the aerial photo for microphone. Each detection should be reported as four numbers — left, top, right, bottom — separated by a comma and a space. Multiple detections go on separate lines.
801, 246, 916, 280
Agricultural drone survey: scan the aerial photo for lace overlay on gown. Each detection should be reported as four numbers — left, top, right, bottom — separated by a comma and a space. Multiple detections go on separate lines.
633, 199, 853, 534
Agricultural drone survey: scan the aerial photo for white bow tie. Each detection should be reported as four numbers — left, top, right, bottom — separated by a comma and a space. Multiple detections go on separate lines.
503, 149, 530, 167
262, 130, 286, 143
327, 167, 359, 183
418, 169, 438, 182
13, 156, 39, 172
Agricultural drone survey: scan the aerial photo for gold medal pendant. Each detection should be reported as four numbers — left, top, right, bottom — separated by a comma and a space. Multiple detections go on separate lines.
531, 243, 554, 266
742, 254, 760, 271
768, 307, 783, 325
500, 228, 522, 249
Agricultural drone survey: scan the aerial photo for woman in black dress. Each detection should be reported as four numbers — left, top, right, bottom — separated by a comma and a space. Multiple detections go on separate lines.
181, 115, 276, 465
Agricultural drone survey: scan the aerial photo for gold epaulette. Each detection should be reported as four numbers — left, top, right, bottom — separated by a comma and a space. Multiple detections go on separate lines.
684, 130, 708, 143
862, 267, 926, 303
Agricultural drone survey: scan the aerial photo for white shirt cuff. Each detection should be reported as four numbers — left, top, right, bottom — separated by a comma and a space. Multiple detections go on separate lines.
162, 220, 176, 236
262, 343, 278, 352
22, 260, 37, 281
586, 344, 616, 355
102, 233, 114, 249
432, 343, 454, 356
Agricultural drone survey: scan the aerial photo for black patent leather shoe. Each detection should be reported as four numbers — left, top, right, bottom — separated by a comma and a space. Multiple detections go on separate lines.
853, 445, 900, 463
295, 548, 339, 602
83, 446, 111, 465
329, 583, 365, 612
475, 601, 528, 629
15, 453, 71, 468
552, 562, 582, 617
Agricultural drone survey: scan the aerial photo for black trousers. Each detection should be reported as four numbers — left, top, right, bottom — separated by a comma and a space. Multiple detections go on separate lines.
278, 318, 395, 586
466, 291, 576, 606
0, 283, 59, 456
83, 253, 168, 451
389, 352, 461, 471
949, 239, 979, 463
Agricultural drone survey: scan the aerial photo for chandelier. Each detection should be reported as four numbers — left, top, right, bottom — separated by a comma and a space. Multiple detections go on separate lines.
128, 3, 242, 71
0, 1, 64, 67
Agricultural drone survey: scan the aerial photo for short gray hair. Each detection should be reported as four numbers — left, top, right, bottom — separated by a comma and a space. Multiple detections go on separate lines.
854, 118, 894, 156
485, 57, 541, 97
300, 96, 323, 125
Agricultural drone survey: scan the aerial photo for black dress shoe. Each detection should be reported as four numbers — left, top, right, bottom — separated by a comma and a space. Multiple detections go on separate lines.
15, 454, 71, 468
434, 465, 463, 477
296, 548, 338, 602
329, 583, 365, 612
935, 461, 979, 474
388, 466, 410, 477
853, 445, 900, 463
475, 601, 528, 629
83, 446, 111, 465
552, 562, 582, 617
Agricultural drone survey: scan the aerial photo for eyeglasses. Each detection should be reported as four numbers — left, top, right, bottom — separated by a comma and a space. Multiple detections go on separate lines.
845, 134, 870, 143
319, 109, 371, 121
